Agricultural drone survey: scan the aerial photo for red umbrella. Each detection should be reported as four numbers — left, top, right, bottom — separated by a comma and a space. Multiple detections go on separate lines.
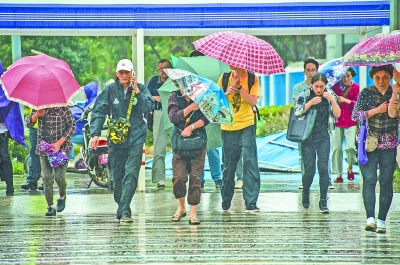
193, 31, 285, 75
343, 30, 400, 66
0, 54, 81, 109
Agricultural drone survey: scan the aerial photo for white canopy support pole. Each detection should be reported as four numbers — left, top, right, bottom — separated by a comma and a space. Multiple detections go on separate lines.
132, 29, 145, 84
134, 28, 146, 192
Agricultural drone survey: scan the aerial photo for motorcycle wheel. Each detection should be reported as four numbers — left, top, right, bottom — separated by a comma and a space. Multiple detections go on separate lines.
91, 166, 110, 188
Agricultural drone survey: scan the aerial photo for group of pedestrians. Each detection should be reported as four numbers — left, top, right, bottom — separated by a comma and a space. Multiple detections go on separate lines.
2, 55, 399, 234
293, 58, 400, 234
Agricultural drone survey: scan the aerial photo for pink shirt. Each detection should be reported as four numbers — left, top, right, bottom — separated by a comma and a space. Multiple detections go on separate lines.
331, 81, 360, 128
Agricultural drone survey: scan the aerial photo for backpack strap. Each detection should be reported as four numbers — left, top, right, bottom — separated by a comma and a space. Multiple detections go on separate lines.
247, 71, 255, 92
222, 72, 231, 92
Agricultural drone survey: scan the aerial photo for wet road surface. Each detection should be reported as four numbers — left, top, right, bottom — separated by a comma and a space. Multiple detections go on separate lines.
0, 170, 399, 264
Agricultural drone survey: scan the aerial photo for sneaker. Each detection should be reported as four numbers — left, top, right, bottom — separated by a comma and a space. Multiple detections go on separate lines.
6, 186, 14, 196
302, 190, 310, 209
56, 196, 66, 212
21, 182, 38, 190
347, 171, 355, 181
365, 223, 377, 232
38, 183, 44, 191
246, 207, 260, 213
120, 212, 133, 223
376, 219, 386, 234
334, 176, 343, 183
319, 199, 329, 213
328, 185, 335, 190
157, 181, 165, 190
222, 201, 231, 211
235, 180, 243, 189
298, 185, 303, 189
45, 207, 56, 216
215, 180, 222, 190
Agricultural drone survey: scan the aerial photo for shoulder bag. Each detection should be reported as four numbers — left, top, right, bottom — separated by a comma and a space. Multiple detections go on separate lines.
107, 88, 135, 145
365, 111, 378, 152
173, 111, 206, 158
286, 107, 317, 143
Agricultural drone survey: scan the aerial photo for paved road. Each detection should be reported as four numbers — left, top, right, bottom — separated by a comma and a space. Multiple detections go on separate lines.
0, 170, 400, 264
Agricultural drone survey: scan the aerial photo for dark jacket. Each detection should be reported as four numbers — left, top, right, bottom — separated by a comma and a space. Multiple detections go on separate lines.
90, 80, 154, 149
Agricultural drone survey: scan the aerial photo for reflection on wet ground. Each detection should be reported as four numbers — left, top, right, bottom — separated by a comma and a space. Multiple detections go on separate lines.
0, 170, 399, 264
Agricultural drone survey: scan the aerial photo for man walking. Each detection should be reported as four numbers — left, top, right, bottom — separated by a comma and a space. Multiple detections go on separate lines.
90, 59, 154, 222
147, 59, 172, 190
217, 65, 261, 212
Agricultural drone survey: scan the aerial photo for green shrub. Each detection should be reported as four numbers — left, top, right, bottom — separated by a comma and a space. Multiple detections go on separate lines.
257, 105, 292, 135
12, 160, 25, 175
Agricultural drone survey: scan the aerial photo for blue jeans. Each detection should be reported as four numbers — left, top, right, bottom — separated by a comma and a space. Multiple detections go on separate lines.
301, 135, 330, 200
221, 125, 260, 210
69, 134, 84, 160
108, 143, 143, 219
360, 148, 396, 221
26, 128, 41, 185
201, 148, 222, 184
0, 132, 13, 188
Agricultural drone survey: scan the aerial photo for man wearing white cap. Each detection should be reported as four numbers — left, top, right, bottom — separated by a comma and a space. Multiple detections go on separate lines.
90, 59, 154, 222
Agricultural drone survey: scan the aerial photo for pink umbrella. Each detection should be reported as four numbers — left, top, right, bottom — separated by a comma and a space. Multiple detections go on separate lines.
0, 54, 81, 109
193, 31, 285, 75
343, 30, 400, 66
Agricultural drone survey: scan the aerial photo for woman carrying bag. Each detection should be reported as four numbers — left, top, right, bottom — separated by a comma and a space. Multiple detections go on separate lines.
354, 64, 397, 234
295, 73, 341, 213
168, 81, 209, 225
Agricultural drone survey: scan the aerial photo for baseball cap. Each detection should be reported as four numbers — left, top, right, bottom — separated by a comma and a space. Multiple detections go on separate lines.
116, 59, 134, 72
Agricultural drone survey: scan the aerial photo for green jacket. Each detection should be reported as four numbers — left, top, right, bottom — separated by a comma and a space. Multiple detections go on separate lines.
90, 80, 154, 149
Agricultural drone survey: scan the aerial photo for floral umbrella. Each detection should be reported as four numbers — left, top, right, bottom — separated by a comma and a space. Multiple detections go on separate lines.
343, 30, 400, 66
318, 58, 348, 90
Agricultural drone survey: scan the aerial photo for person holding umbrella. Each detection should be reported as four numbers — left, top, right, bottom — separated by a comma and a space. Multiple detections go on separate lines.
217, 65, 261, 212
353, 65, 396, 233
90, 59, 154, 222
168, 80, 209, 225
26, 107, 75, 216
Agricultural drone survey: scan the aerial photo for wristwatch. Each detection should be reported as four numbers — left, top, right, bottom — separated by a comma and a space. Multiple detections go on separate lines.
235, 85, 242, 90
191, 124, 195, 131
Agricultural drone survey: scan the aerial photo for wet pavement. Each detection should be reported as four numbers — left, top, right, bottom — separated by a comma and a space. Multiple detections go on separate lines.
1, 170, 400, 264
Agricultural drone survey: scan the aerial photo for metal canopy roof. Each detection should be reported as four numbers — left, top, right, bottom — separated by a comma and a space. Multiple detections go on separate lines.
0, 0, 390, 36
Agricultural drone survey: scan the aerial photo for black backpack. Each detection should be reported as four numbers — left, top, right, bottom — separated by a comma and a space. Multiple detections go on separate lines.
221, 71, 260, 121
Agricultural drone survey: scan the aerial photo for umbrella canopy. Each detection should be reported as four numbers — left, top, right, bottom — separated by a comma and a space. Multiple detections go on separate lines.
0, 54, 81, 109
158, 56, 231, 131
343, 30, 400, 66
193, 31, 285, 75
164, 68, 232, 125
318, 58, 348, 90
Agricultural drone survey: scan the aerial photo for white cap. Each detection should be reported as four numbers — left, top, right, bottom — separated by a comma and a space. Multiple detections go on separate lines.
395, 63, 400, 72
116, 59, 134, 72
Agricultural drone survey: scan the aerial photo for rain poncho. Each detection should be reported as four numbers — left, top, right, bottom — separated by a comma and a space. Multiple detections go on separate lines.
0, 61, 26, 146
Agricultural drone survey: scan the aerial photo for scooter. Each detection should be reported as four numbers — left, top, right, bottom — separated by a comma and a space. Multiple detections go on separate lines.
75, 106, 111, 189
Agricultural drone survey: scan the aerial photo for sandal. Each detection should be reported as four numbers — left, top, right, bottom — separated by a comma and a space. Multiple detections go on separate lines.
189, 215, 201, 225
171, 210, 186, 222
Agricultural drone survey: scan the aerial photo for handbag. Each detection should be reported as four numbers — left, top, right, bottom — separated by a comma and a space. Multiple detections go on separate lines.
365, 113, 378, 152
173, 111, 206, 158
175, 130, 206, 158
357, 112, 368, 164
107, 89, 135, 145
286, 108, 317, 143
